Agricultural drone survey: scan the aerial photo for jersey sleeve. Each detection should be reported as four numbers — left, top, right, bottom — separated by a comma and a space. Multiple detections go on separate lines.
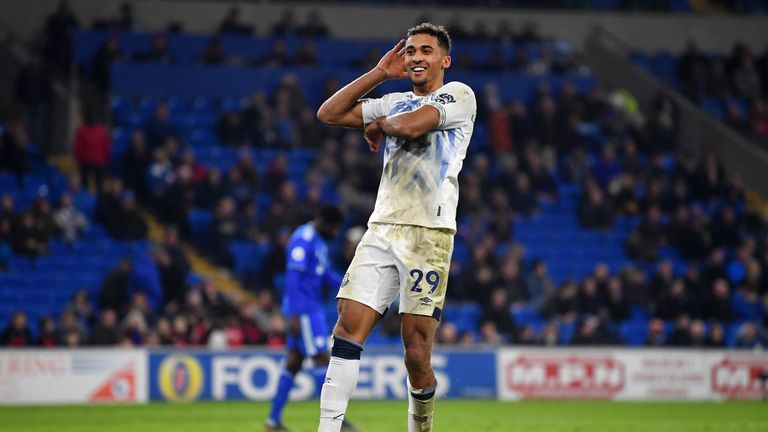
424, 82, 476, 130
286, 241, 309, 272
361, 94, 392, 125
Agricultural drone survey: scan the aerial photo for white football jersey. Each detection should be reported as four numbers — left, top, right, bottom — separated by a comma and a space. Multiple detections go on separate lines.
361, 81, 476, 232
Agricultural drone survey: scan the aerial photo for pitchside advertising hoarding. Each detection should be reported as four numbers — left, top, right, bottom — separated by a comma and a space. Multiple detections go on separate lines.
0, 349, 147, 404
148, 349, 497, 402
497, 348, 768, 401
0, 348, 766, 404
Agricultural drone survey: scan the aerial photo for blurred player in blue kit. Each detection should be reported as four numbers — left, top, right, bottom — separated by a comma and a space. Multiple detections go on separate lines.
316, 23, 476, 432
265, 205, 358, 432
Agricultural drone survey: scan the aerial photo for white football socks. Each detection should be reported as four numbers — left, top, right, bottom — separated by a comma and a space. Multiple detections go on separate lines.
318, 336, 363, 432
408, 379, 437, 432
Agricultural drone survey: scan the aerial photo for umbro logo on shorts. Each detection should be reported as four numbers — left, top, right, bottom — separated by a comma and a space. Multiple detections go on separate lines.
419, 297, 433, 305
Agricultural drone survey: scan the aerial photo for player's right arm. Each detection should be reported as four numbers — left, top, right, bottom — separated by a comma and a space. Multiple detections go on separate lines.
316, 39, 408, 129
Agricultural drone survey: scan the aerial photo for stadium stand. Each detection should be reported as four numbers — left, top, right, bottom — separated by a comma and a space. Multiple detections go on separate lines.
629, 40, 768, 151
1, 4, 767, 350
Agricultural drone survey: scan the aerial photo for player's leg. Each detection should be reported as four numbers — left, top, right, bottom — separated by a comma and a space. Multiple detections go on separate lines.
266, 348, 304, 431
402, 314, 439, 432
319, 224, 399, 432
393, 225, 453, 432
318, 299, 381, 432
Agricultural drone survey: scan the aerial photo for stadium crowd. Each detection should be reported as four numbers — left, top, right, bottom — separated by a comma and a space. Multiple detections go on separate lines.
1, 3, 768, 349
637, 40, 768, 150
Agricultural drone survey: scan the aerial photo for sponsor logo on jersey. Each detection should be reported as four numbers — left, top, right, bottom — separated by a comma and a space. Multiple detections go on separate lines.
340, 273, 350, 288
434, 93, 455, 105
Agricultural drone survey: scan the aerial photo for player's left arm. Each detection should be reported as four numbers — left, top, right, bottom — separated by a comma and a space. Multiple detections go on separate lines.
364, 82, 475, 149
373, 105, 441, 140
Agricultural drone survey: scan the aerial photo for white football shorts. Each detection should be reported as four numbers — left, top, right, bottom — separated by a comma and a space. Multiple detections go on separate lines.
337, 223, 454, 320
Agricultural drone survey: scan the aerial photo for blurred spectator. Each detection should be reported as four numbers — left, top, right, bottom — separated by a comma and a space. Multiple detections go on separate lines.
508, 173, 537, 217
38, 316, 58, 347
297, 10, 329, 38
200, 37, 227, 65
260, 40, 291, 68
58, 310, 87, 346
732, 55, 762, 101
14, 53, 51, 140
54, 193, 88, 243
11, 212, 48, 258
626, 205, 666, 261
90, 309, 121, 345
144, 103, 177, 150
702, 278, 733, 322
1, 311, 33, 346
605, 277, 630, 321
436, 321, 459, 345
216, 111, 247, 146
645, 317, 666, 346
66, 289, 95, 327
44, 1, 79, 74
271, 9, 298, 37
665, 314, 693, 346
580, 181, 615, 229
570, 317, 605, 345
90, 34, 123, 93
0, 116, 31, 187
134, 34, 175, 64
122, 130, 150, 203
106, 191, 148, 240
130, 251, 165, 311
734, 322, 767, 349
208, 196, 239, 267
74, 110, 111, 195
158, 164, 195, 239
30, 196, 57, 241
0, 194, 16, 243
197, 168, 226, 209
526, 260, 555, 311
648, 86, 678, 152
541, 280, 579, 321
100, 258, 132, 312
479, 289, 518, 343
496, 255, 527, 305
156, 228, 190, 308
537, 321, 560, 347
294, 41, 319, 68
677, 40, 708, 102
218, 6, 253, 35
706, 321, 726, 348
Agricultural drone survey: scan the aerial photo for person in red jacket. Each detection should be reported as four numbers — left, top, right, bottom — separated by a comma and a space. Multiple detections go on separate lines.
74, 110, 111, 194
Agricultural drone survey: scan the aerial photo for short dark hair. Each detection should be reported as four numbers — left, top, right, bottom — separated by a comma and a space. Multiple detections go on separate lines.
317, 204, 343, 226
406, 23, 451, 54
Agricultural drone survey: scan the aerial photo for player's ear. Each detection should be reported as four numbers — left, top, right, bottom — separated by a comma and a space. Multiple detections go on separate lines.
442, 55, 451, 70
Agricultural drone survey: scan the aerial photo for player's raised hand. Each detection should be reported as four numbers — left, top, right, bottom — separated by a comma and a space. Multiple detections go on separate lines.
364, 119, 384, 152
374, 39, 408, 80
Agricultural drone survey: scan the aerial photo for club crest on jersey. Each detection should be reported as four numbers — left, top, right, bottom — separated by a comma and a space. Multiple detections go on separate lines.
340, 273, 350, 288
434, 93, 455, 105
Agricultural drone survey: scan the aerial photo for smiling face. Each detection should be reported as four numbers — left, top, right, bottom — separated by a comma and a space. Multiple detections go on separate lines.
403, 33, 451, 95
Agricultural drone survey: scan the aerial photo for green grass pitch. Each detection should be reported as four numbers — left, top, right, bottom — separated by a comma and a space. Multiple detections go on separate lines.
1, 400, 767, 432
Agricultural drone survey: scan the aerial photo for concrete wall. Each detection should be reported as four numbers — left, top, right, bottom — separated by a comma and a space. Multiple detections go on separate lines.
3, 0, 767, 53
